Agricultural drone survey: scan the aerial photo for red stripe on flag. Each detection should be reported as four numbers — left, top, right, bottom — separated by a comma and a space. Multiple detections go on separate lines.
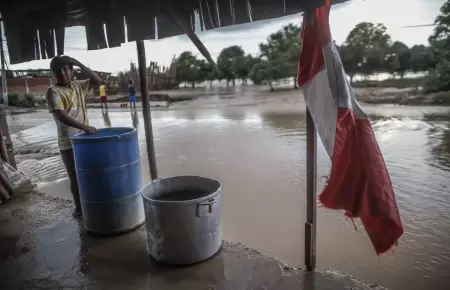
298, 4, 332, 87
319, 108, 403, 254
298, 4, 404, 255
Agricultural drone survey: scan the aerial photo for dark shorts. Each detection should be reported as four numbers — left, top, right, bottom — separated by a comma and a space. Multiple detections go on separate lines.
100, 95, 107, 103
129, 95, 136, 103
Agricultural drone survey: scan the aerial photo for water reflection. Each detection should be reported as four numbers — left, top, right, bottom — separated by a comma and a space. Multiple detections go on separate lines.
424, 114, 450, 170
130, 108, 139, 129
102, 109, 111, 128
260, 112, 306, 137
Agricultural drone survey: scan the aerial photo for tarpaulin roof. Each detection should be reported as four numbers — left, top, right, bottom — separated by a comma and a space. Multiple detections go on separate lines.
0, 0, 348, 64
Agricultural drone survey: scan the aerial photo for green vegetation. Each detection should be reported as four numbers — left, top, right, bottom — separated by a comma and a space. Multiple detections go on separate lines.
424, 0, 450, 93
172, 6, 446, 93
340, 0, 450, 94
351, 78, 424, 89
8, 93, 37, 108
176, 24, 302, 91
177, 51, 203, 88
432, 91, 450, 105
116, 0, 450, 97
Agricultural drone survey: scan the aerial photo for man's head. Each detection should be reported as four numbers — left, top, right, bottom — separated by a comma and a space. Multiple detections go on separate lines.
50, 56, 73, 86
128, 80, 133, 85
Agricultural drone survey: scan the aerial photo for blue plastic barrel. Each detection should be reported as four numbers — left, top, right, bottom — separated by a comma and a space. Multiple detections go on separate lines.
71, 127, 144, 235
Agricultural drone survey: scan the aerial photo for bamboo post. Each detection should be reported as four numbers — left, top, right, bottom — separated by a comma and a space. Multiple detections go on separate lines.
305, 108, 317, 271
136, 40, 158, 180
0, 105, 16, 168
24, 77, 29, 93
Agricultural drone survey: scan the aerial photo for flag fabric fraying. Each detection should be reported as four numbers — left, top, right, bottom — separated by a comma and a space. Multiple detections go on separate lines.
298, 4, 403, 255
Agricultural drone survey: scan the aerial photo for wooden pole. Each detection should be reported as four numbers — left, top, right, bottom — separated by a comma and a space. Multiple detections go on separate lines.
0, 119, 9, 163
305, 107, 317, 271
0, 105, 15, 168
136, 40, 158, 180
0, 21, 8, 106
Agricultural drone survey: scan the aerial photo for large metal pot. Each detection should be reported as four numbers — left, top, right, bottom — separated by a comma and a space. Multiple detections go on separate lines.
142, 176, 222, 265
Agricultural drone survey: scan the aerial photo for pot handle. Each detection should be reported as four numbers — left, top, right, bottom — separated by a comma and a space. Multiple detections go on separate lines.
196, 198, 217, 217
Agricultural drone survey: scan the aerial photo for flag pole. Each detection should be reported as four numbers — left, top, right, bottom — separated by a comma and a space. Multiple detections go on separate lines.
305, 107, 317, 271
136, 40, 158, 180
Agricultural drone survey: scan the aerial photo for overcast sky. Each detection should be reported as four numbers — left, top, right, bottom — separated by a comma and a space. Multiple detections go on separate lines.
4, 0, 447, 72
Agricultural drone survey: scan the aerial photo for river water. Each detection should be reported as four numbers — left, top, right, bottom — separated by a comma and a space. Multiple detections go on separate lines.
8, 102, 450, 290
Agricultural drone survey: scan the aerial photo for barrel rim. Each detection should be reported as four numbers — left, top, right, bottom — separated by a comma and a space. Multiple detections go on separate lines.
141, 176, 222, 205
71, 127, 137, 143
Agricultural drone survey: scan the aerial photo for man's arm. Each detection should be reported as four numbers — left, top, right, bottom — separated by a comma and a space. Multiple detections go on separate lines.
52, 110, 97, 134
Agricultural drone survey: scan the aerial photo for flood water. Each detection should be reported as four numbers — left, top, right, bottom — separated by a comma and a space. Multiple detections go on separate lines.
8, 102, 450, 290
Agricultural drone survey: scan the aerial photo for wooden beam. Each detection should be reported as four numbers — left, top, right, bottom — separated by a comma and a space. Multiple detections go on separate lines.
305, 108, 317, 271
136, 40, 158, 180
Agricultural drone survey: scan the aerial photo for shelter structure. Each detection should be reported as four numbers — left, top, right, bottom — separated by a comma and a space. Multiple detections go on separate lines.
0, 0, 350, 271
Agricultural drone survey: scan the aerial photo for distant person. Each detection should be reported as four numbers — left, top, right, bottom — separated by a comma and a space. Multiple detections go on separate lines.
99, 82, 107, 109
128, 80, 136, 109
46, 55, 101, 219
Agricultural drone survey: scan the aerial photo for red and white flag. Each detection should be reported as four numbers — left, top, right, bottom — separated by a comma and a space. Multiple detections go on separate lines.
298, 4, 403, 254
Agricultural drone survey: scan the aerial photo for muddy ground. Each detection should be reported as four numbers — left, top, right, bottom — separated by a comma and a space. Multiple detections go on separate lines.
0, 190, 384, 290
84, 85, 447, 107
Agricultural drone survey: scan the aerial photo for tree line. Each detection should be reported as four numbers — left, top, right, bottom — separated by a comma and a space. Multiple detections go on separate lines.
176, 23, 301, 91
173, 0, 450, 93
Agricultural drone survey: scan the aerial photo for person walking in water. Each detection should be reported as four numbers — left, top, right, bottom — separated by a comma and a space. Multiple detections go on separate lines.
99, 82, 108, 109
46, 55, 101, 219
128, 80, 136, 109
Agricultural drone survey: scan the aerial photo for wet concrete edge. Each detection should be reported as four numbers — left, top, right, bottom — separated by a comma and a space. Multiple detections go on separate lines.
0, 190, 388, 290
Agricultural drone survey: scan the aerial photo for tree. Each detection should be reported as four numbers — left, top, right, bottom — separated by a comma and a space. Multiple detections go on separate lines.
429, 1, 450, 43
409, 45, 434, 73
259, 24, 302, 88
385, 42, 411, 78
424, 59, 450, 92
200, 61, 217, 87
343, 22, 391, 78
176, 51, 200, 88
338, 44, 359, 83
249, 60, 283, 91
217, 46, 245, 86
425, 0, 450, 92
230, 54, 257, 86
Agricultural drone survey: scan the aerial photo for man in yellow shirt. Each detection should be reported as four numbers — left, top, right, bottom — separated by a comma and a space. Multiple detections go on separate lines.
99, 82, 107, 109
46, 55, 101, 219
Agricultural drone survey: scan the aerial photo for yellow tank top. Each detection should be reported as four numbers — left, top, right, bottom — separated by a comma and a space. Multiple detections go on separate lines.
99, 84, 106, 96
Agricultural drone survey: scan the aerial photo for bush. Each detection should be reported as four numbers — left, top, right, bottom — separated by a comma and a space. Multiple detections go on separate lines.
20, 94, 36, 107
352, 77, 424, 89
8, 93, 20, 106
7, 93, 36, 108
424, 60, 450, 93
432, 91, 450, 105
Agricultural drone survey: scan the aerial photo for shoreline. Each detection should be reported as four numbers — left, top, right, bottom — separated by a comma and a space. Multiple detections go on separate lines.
83, 86, 450, 108
354, 87, 449, 106
8, 86, 450, 110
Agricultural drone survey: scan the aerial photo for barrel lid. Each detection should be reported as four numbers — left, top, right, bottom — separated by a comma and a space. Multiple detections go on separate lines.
71, 127, 137, 143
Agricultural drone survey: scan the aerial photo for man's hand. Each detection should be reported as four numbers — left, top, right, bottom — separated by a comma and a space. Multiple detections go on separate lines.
60, 55, 81, 67
60, 55, 102, 86
69, 57, 82, 67
82, 125, 98, 134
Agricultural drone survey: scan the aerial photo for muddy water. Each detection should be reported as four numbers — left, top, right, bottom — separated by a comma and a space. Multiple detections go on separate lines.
9, 104, 450, 290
